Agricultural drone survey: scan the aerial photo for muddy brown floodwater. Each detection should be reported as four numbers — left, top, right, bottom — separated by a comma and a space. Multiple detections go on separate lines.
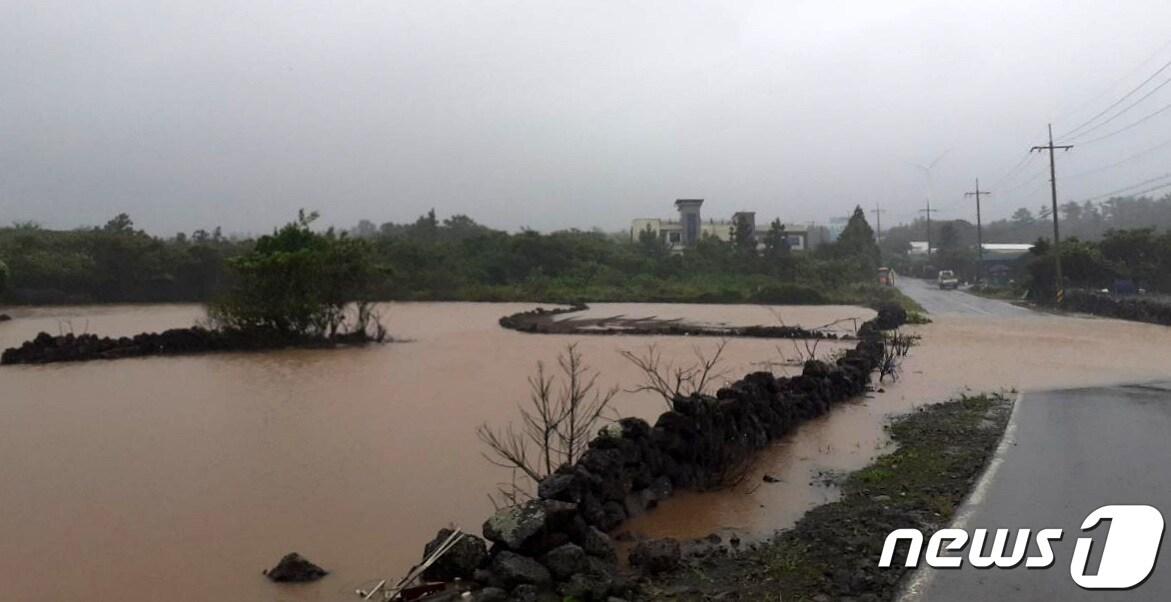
625, 309, 1171, 544
0, 302, 866, 602
2, 303, 1168, 601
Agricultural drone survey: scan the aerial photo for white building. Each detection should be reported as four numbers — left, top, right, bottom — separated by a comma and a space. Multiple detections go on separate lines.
631, 199, 813, 252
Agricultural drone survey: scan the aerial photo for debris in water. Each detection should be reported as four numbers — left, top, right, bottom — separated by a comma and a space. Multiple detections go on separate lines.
360, 528, 467, 600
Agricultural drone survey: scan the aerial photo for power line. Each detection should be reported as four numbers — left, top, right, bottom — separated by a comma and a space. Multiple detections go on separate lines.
1052, 37, 1171, 127
1108, 179, 1171, 200
1077, 97, 1171, 145
1081, 171, 1171, 203
1064, 134, 1171, 179
1021, 176, 1053, 199
989, 151, 1036, 190
1068, 74, 1171, 141
1060, 54, 1171, 139
1002, 167, 1048, 194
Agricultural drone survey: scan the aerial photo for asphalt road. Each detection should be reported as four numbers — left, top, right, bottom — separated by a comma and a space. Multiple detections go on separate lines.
896, 277, 1036, 317
900, 383, 1171, 601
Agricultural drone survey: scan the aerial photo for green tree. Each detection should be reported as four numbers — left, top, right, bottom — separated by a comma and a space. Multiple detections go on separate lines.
731, 214, 757, 253
208, 210, 383, 339
1099, 228, 1163, 286
934, 223, 975, 277
103, 213, 136, 234
637, 224, 667, 258
0, 259, 9, 296
1025, 238, 1116, 297
1011, 208, 1035, 225
830, 206, 880, 274
1060, 201, 1083, 222
440, 214, 490, 242
761, 219, 795, 278
762, 219, 790, 260
411, 209, 440, 243
937, 223, 960, 252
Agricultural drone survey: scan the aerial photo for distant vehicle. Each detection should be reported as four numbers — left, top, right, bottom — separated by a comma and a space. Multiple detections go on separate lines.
938, 270, 958, 290
878, 267, 895, 286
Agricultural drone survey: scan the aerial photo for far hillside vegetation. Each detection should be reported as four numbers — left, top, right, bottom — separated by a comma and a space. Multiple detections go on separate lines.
0, 206, 913, 311
879, 193, 1171, 297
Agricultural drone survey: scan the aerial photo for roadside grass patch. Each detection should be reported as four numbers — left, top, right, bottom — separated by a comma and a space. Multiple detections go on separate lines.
904, 311, 932, 324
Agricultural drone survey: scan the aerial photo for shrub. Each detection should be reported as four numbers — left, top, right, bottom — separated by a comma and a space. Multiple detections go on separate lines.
751, 283, 828, 305
208, 210, 383, 339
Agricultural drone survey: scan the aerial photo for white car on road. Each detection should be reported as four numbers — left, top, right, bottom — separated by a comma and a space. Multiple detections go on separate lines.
938, 270, 959, 290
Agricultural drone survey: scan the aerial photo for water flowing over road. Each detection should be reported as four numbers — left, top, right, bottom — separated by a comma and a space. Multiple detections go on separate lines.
896, 277, 1037, 317
894, 278, 1171, 599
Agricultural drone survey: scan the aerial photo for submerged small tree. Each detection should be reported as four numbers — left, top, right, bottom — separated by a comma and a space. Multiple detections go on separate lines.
208, 210, 384, 339
620, 339, 729, 409
477, 344, 618, 502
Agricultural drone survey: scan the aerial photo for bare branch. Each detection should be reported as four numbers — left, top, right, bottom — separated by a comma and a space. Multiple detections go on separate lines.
476, 423, 543, 483
620, 339, 731, 409
478, 344, 619, 496
877, 329, 920, 383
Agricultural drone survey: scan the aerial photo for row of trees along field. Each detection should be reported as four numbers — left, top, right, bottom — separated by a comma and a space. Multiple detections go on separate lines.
0, 211, 385, 365
878, 193, 1171, 295
0, 215, 245, 304
0, 206, 903, 308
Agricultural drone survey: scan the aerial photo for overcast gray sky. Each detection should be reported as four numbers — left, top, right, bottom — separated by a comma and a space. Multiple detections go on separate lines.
3, 1, 1171, 236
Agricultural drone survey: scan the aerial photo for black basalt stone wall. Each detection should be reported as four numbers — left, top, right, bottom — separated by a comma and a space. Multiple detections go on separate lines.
0, 327, 377, 365
416, 305, 907, 601
1060, 290, 1171, 326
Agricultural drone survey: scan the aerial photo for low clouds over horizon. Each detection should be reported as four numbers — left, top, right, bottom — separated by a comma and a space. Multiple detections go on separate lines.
3, 1, 1171, 236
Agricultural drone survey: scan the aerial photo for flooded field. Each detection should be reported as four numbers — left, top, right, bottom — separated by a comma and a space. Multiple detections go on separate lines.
627, 309, 1171, 542
0, 302, 865, 602
2, 301, 1169, 601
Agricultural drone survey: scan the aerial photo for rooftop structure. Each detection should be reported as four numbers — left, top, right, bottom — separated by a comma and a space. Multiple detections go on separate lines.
632, 199, 813, 252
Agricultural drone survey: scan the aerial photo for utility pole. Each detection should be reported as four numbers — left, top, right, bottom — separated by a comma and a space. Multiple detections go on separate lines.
964, 178, 991, 283
1031, 124, 1074, 304
920, 204, 938, 258
870, 205, 886, 240
911, 150, 950, 260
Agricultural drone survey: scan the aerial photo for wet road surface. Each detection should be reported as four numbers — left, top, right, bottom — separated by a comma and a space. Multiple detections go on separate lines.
897, 277, 1036, 317
901, 383, 1171, 601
